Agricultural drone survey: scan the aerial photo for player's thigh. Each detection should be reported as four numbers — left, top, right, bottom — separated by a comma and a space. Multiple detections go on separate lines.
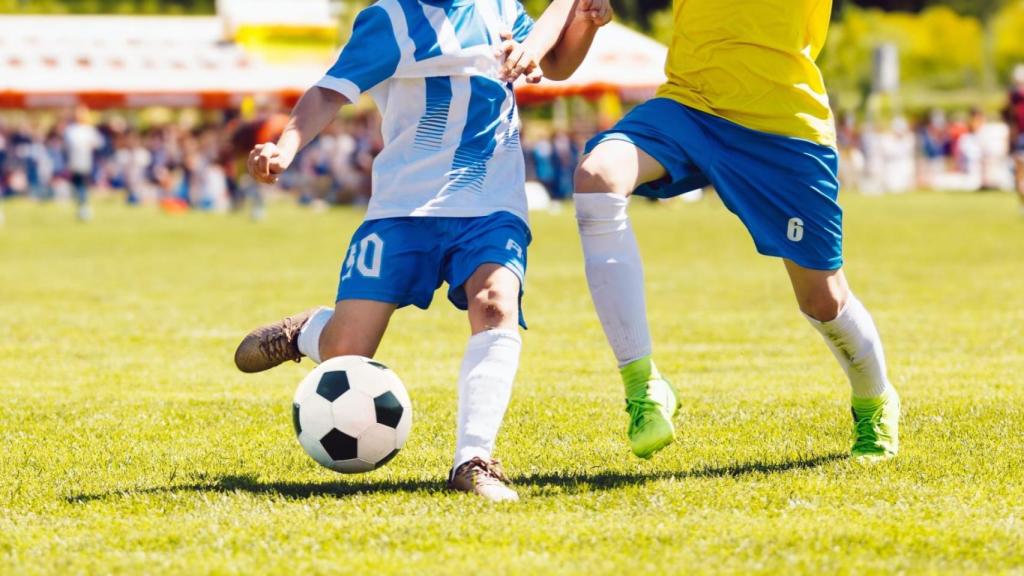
576, 139, 668, 196
706, 123, 844, 272
464, 263, 522, 333
784, 260, 850, 322
320, 299, 397, 360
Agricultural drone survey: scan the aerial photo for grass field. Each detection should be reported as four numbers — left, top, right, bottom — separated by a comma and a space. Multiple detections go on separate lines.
1, 192, 1023, 574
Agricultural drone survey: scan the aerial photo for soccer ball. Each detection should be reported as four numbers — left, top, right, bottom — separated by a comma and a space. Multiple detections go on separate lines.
292, 356, 412, 473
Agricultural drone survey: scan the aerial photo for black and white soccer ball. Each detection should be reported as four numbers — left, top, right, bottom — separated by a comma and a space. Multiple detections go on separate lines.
292, 356, 412, 473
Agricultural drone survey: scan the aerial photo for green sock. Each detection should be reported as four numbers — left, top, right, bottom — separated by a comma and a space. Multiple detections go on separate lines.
851, 388, 891, 414
620, 356, 660, 399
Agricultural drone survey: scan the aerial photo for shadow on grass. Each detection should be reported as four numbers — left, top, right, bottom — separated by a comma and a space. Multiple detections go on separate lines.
66, 452, 845, 503
517, 452, 847, 492
65, 474, 441, 504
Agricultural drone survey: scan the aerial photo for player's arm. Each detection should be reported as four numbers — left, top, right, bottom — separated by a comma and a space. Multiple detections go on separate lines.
249, 88, 349, 184
500, 0, 610, 82
249, 4, 398, 184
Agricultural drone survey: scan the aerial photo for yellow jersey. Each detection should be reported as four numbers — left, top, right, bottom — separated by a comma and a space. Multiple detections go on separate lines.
656, 0, 836, 147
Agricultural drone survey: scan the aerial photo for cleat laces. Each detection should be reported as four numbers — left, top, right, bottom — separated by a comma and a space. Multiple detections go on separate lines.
626, 397, 661, 431
851, 407, 889, 452
257, 316, 303, 363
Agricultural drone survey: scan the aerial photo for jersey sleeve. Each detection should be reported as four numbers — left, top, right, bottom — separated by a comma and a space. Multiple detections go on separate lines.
511, 1, 535, 43
316, 6, 401, 102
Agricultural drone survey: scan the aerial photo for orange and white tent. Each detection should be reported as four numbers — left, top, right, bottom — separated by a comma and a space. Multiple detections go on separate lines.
0, 15, 326, 109
0, 15, 667, 109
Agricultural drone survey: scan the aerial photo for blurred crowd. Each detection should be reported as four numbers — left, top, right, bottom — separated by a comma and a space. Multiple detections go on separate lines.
837, 106, 1022, 195
2, 69, 1022, 220
0, 104, 589, 219
0, 106, 385, 220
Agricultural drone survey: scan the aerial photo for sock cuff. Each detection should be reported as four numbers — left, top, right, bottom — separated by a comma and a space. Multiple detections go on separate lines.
574, 192, 629, 222
297, 306, 334, 364
466, 328, 522, 350
802, 292, 861, 326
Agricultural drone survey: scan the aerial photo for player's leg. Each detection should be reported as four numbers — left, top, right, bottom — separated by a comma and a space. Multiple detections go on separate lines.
73, 173, 92, 221
234, 217, 440, 373
447, 263, 522, 502
441, 212, 530, 501
684, 105, 900, 460
1014, 154, 1024, 213
233, 299, 396, 373
573, 99, 720, 460
786, 261, 899, 459
575, 140, 681, 459
307, 299, 396, 361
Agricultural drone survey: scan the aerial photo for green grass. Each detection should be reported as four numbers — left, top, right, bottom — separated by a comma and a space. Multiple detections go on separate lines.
1, 192, 1022, 574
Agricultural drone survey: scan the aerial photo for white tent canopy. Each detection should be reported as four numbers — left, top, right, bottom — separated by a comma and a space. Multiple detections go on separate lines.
0, 15, 667, 109
0, 16, 325, 108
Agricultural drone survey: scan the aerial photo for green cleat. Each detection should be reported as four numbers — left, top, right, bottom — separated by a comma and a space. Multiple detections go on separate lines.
621, 356, 679, 459
850, 388, 901, 460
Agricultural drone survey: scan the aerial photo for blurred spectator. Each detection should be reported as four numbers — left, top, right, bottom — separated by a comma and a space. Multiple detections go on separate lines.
918, 109, 949, 189
881, 116, 916, 193
1007, 64, 1024, 213
837, 111, 864, 192
525, 128, 580, 202
64, 106, 104, 220
529, 129, 557, 198
550, 130, 580, 201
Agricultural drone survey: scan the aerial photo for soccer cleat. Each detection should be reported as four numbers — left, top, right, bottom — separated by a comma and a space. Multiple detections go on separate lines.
233, 307, 320, 373
621, 357, 679, 459
447, 457, 519, 502
850, 387, 901, 460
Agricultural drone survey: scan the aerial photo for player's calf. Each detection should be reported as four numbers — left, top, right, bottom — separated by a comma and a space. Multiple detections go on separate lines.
788, 263, 900, 459
233, 300, 393, 373
314, 300, 395, 363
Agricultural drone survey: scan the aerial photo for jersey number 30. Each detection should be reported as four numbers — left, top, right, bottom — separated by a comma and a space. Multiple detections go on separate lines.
342, 233, 384, 280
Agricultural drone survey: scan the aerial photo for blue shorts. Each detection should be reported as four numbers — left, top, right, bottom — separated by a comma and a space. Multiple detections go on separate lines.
587, 98, 844, 271
335, 211, 531, 327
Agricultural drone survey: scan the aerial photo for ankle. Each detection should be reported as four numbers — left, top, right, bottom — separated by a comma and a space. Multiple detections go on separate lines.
620, 356, 660, 397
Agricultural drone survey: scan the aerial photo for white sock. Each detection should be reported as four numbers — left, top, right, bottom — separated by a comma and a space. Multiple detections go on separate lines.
575, 193, 652, 367
805, 293, 892, 399
297, 306, 334, 364
454, 329, 521, 469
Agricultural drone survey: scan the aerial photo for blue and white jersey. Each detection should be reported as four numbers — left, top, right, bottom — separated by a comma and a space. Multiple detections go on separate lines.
317, 0, 535, 223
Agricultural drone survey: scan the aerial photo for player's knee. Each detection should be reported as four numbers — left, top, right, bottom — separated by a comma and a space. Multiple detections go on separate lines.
575, 157, 630, 195
470, 287, 518, 328
798, 291, 847, 322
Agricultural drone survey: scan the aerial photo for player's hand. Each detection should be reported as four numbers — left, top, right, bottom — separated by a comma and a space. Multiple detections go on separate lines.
578, 0, 613, 27
247, 142, 289, 184
495, 31, 544, 84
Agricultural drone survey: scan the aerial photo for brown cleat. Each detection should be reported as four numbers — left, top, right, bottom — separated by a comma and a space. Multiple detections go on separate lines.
447, 457, 519, 502
233, 307, 322, 373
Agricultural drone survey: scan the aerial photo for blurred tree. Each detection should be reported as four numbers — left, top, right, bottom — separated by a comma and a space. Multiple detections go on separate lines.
849, 0, 1008, 18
